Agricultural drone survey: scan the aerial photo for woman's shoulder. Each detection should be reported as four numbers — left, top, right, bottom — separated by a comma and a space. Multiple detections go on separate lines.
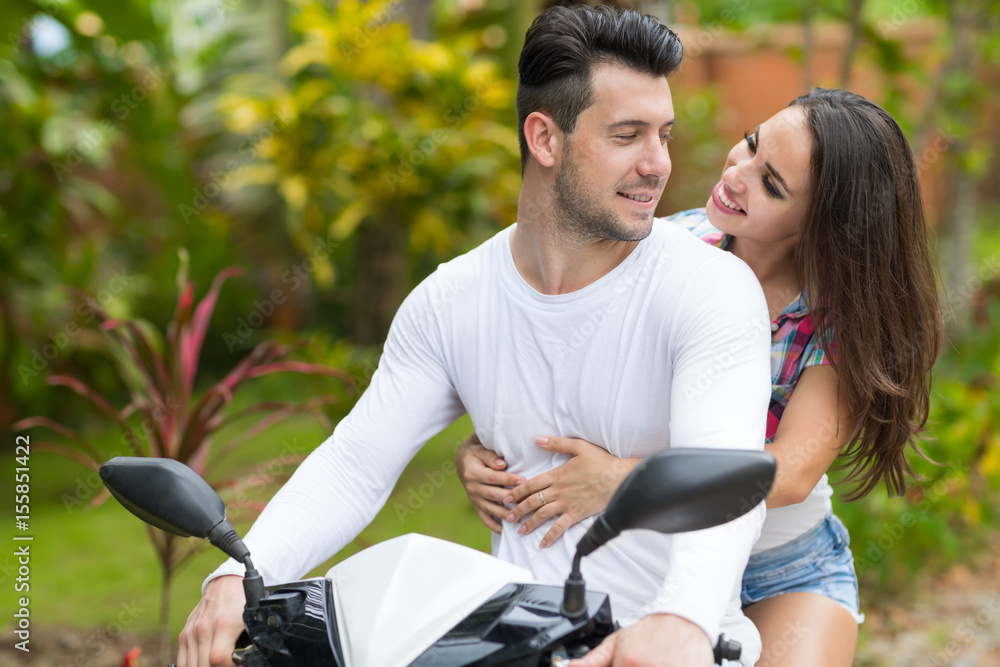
660, 208, 728, 248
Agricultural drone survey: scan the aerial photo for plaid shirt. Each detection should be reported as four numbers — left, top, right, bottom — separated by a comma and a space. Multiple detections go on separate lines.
666, 209, 834, 440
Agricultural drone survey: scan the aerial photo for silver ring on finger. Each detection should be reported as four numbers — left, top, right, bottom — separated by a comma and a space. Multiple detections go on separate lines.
538, 490, 546, 505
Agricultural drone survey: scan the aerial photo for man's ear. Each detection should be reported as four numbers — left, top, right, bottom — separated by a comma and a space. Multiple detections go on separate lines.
524, 111, 561, 169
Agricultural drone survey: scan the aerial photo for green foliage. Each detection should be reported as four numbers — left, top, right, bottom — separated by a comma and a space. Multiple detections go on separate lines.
211, 0, 521, 335
659, 84, 728, 213
0, 0, 261, 426
13, 253, 353, 650
835, 273, 1000, 597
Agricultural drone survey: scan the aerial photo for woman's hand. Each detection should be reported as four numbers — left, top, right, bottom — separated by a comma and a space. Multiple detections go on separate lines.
455, 434, 525, 534
505, 436, 640, 548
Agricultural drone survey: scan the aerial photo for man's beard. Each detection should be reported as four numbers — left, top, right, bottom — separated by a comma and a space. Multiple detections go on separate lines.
552, 144, 658, 244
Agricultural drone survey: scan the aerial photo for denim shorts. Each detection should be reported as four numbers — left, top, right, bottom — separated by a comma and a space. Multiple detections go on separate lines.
741, 513, 864, 623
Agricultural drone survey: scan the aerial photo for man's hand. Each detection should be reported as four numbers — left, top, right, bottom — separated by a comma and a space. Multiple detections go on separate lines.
455, 434, 525, 533
570, 614, 714, 667
177, 575, 247, 667
504, 436, 639, 547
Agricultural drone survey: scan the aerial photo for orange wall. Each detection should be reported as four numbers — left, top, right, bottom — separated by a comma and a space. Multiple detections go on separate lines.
664, 19, 950, 222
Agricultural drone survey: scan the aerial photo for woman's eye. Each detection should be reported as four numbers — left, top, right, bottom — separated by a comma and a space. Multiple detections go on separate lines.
763, 176, 783, 199
743, 130, 757, 154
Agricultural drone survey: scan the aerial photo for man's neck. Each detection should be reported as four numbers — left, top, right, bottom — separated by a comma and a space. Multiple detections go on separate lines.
510, 189, 640, 295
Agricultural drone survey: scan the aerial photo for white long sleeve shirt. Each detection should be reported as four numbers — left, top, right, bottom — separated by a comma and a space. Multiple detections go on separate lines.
210, 220, 772, 660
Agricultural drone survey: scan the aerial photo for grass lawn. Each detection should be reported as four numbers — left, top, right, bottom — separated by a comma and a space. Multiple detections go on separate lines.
1, 409, 489, 639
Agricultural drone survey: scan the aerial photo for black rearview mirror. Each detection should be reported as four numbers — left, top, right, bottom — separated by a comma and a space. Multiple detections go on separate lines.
603, 448, 774, 536
100, 457, 227, 539
562, 448, 775, 619
101, 456, 266, 609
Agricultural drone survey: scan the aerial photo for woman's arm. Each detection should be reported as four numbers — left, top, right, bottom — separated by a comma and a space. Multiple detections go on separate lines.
456, 364, 855, 542
501, 437, 641, 547
764, 364, 855, 507
456, 433, 640, 547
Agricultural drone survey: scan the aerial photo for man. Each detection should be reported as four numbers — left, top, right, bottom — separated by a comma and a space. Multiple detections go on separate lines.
179, 6, 771, 667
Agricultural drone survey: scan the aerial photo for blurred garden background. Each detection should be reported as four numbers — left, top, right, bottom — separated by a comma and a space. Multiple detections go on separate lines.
2, 0, 1000, 665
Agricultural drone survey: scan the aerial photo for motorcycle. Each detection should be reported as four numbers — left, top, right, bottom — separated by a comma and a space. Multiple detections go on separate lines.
99, 448, 775, 667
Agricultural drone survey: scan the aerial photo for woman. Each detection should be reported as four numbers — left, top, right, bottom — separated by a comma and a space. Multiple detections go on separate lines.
456, 88, 942, 666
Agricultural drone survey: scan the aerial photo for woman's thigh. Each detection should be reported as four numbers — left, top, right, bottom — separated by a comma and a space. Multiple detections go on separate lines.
745, 592, 857, 666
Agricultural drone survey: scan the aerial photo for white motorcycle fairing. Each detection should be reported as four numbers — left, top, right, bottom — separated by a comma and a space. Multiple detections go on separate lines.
325, 533, 535, 667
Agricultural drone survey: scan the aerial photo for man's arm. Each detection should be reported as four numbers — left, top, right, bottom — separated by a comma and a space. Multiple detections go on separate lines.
208, 292, 466, 585
179, 276, 467, 666
646, 254, 772, 646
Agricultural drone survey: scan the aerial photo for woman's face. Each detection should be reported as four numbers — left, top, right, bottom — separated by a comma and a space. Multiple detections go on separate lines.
705, 106, 813, 248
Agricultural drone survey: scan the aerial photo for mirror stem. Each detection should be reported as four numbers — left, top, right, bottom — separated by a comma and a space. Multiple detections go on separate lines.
574, 515, 619, 561
206, 522, 265, 611
562, 515, 621, 618
242, 556, 266, 612
560, 552, 586, 619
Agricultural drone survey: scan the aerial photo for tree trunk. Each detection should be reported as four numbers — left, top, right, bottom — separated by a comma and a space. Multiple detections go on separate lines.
158, 535, 175, 667
499, 0, 542, 78
0, 282, 17, 432
840, 0, 865, 87
404, 0, 434, 40
925, 0, 982, 339
801, 0, 816, 91
940, 164, 978, 339
351, 220, 409, 345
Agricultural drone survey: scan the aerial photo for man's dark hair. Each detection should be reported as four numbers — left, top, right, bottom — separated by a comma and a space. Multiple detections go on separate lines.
516, 5, 683, 172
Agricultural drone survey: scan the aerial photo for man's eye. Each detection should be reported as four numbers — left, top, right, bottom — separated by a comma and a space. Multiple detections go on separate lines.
616, 134, 637, 140
662, 134, 673, 143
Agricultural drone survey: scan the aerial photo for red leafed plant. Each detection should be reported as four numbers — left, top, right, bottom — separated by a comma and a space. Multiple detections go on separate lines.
14, 251, 352, 661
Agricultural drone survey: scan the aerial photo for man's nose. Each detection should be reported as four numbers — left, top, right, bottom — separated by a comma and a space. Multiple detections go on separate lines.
638, 139, 671, 181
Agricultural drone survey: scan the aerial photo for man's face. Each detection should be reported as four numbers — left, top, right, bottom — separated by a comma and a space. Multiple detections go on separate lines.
552, 63, 674, 243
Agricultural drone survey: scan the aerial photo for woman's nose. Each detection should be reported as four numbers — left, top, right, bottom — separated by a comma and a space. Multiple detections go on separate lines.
722, 161, 747, 195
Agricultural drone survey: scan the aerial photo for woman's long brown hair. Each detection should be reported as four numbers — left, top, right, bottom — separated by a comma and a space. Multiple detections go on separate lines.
791, 88, 943, 500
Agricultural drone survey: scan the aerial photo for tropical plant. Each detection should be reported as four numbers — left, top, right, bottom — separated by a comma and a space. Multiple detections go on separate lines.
210, 0, 522, 344
13, 251, 353, 662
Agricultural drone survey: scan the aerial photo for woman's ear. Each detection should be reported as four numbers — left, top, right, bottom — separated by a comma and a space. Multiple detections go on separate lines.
523, 111, 561, 169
